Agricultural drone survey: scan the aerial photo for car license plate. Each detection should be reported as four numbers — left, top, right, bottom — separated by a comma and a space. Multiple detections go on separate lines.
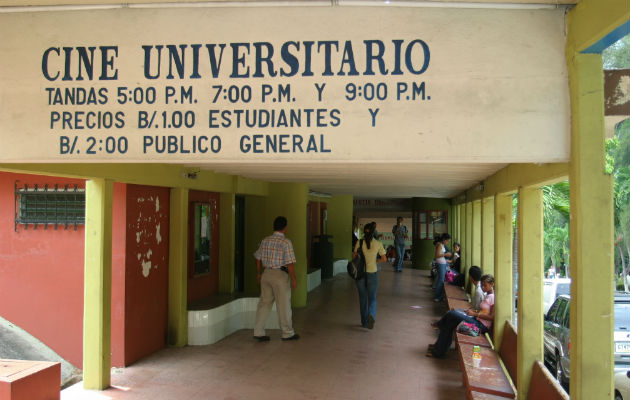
616, 342, 630, 353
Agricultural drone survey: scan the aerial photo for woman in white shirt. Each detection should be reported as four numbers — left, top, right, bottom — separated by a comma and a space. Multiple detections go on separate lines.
433, 233, 452, 302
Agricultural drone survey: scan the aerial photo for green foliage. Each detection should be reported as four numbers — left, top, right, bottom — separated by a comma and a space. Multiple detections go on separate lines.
603, 35, 630, 69
543, 182, 570, 276
608, 118, 630, 278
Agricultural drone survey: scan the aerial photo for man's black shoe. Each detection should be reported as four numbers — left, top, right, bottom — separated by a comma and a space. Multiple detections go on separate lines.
253, 335, 270, 342
282, 334, 300, 341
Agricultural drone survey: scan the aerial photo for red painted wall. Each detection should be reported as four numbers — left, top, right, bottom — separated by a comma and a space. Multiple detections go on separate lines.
121, 185, 170, 366
0, 174, 170, 369
0, 172, 85, 367
187, 190, 220, 305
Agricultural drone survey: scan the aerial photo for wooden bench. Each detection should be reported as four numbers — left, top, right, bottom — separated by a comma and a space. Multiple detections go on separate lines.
459, 343, 516, 399
445, 284, 469, 301
448, 297, 474, 311
0, 359, 60, 400
527, 360, 569, 400
456, 332, 493, 349
458, 321, 518, 399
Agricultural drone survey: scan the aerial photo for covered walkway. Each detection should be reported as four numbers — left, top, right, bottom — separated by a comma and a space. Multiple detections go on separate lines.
61, 266, 466, 400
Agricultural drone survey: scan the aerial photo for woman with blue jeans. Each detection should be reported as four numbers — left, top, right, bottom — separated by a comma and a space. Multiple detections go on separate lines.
353, 223, 387, 329
433, 233, 452, 302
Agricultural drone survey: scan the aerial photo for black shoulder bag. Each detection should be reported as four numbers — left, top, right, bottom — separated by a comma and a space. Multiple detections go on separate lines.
347, 239, 367, 280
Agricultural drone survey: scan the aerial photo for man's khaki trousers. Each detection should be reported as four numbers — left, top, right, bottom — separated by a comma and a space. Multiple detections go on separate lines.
254, 268, 295, 338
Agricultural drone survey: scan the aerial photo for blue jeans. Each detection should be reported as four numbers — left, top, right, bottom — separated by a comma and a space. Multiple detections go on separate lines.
434, 262, 447, 301
431, 310, 488, 357
356, 272, 378, 327
395, 242, 405, 271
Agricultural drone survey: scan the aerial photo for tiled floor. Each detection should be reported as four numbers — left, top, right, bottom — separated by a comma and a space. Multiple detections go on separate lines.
62, 265, 466, 400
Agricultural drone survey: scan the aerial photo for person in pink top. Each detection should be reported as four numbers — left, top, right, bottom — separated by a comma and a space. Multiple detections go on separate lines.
427, 274, 495, 358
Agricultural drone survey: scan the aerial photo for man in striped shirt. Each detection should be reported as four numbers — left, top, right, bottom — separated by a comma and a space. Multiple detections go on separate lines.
253, 216, 300, 342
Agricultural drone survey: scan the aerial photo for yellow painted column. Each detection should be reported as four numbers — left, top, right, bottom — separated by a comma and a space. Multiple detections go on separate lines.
493, 194, 513, 349
454, 204, 461, 244
327, 194, 354, 260
168, 187, 188, 347
219, 192, 235, 293
472, 200, 482, 268
568, 53, 615, 400
481, 197, 494, 273
517, 187, 543, 399
83, 178, 113, 390
464, 202, 473, 285
267, 182, 309, 307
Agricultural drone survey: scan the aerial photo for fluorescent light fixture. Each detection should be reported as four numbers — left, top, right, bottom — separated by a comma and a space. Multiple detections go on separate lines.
309, 190, 332, 198
0, 0, 330, 12
336, 1, 563, 9
0, 0, 566, 12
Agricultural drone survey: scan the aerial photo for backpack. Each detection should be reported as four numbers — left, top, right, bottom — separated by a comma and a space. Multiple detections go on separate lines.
347, 240, 366, 280
457, 322, 480, 337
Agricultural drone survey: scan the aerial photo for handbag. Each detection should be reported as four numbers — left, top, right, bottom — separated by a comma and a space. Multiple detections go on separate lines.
347, 240, 366, 280
457, 321, 480, 337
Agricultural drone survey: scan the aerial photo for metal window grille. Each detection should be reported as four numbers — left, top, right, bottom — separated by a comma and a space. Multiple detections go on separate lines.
15, 182, 85, 231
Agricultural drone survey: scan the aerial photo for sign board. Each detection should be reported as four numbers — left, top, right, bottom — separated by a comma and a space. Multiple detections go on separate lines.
0, 7, 569, 162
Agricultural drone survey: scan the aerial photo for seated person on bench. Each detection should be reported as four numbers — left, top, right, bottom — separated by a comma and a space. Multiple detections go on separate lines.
427, 274, 495, 358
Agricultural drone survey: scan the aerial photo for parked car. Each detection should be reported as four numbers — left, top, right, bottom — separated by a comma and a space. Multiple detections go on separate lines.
615, 292, 630, 366
544, 294, 571, 385
616, 369, 630, 400
544, 292, 630, 387
543, 278, 571, 314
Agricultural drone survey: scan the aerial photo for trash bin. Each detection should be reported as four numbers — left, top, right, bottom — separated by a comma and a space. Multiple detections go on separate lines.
312, 235, 334, 279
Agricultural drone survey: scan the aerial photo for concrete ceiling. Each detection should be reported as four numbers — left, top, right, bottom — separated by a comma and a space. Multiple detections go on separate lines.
198, 162, 508, 199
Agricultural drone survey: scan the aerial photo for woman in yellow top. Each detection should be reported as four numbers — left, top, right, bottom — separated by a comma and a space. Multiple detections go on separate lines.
353, 222, 387, 329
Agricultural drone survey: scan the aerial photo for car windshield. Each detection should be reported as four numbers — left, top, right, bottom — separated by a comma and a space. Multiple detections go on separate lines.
614, 301, 630, 331
556, 283, 571, 296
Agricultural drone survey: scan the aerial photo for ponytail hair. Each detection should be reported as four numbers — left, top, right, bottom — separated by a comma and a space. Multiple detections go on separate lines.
363, 223, 375, 249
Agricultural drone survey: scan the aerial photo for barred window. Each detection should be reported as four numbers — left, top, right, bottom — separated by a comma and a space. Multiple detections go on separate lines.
15, 183, 85, 230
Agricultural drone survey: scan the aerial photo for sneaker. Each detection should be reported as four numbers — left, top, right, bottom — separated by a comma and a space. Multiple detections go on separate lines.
282, 334, 300, 341
367, 315, 375, 329
253, 335, 270, 342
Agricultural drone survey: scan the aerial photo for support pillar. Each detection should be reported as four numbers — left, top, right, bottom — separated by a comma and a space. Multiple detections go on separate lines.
481, 197, 494, 273
219, 192, 235, 293
464, 202, 473, 285
568, 53, 615, 400
517, 186, 543, 399
493, 194, 513, 349
168, 187, 189, 347
268, 182, 309, 307
472, 200, 482, 268
83, 179, 113, 390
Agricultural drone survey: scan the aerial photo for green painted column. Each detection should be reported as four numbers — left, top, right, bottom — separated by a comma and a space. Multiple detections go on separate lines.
168, 187, 188, 347
568, 53, 614, 400
517, 186, 543, 399
219, 192, 235, 294
481, 197, 494, 274
83, 179, 113, 390
464, 202, 473, 285
493, 194, 513, 350
267, 182, 309, 308
327, 194, 353, 260
472, 200, 482, 268
454, 204, 460, 244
